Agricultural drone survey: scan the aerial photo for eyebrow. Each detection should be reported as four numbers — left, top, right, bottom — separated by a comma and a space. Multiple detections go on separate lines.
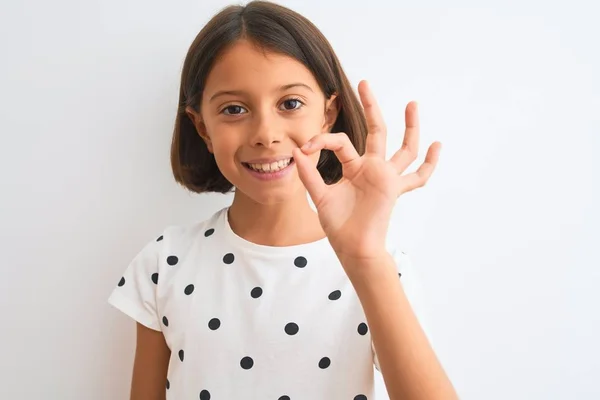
208, 83, 314, 103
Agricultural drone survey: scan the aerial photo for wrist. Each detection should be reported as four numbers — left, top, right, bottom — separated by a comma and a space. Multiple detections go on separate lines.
338, 251, 396, 279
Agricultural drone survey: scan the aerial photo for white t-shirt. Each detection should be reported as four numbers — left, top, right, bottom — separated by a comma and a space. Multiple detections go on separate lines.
108, 207, 422, 400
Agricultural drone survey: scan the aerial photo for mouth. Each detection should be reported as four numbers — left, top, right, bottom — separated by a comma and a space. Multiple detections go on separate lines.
241, 157, 294, 174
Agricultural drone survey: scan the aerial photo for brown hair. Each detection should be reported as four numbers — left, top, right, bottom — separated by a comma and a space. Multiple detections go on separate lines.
171, 0, 367, 193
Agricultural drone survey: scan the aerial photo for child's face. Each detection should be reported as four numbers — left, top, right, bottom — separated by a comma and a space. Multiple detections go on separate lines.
186, 40, 338, 205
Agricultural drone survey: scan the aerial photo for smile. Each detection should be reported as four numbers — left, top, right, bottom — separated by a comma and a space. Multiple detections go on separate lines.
241, 157, 295, 181
244, 158, 293, 173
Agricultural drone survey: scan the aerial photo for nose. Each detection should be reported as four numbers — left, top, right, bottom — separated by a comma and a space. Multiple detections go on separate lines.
249, 111, 282, 148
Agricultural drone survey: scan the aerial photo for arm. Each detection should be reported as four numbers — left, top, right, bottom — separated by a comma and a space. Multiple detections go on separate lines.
293, 80, 453, 398
343, 253, 458, 400
130, 323, 171, 400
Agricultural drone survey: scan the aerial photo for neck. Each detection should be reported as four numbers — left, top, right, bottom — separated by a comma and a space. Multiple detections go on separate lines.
228, 190, 325, 247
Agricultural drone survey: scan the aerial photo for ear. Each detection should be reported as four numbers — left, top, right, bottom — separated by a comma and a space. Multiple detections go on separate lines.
185, 106, 213, 153
322, 94, 340, 132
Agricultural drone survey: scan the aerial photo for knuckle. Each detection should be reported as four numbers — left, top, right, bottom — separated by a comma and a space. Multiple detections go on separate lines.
333, 132, 349, 143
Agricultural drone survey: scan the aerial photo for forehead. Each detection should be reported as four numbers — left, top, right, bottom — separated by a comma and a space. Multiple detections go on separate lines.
203, 40, 320, 94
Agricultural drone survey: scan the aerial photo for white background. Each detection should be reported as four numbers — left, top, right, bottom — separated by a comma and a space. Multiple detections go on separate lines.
1, 0, 598, 399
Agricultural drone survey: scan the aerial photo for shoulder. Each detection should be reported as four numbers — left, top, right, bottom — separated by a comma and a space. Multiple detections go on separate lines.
130, 207, 228, 269
156, 207, 226, 248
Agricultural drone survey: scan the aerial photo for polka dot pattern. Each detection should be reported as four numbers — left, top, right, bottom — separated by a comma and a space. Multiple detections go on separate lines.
251, 287, 263, 298
111, 217, 389, 400
284, 322, 299, 335
318, 357, 331, 369
328, 290, 341, 300
240, 356, 254, 370
167, 255, 178, 266
208, 318, 221, 330
294, 256, 307, 268
184, 284, 195, 295
357, 323, 369, 336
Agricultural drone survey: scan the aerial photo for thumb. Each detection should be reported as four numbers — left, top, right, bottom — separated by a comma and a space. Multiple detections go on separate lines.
292, 147, 326, 206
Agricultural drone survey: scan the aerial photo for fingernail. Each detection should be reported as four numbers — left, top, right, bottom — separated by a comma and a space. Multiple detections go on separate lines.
302, 141, 311, 150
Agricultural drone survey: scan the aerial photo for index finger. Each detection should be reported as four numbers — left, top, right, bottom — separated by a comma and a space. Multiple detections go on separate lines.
359, 80, 387, 157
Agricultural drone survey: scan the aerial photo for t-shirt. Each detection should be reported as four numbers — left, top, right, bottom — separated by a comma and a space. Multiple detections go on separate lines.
108, 206, 422, 400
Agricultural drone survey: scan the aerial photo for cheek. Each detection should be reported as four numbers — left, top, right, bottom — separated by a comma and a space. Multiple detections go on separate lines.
205, 122, 236, 148
207, 131, 242, 166
289, 112, 326, 143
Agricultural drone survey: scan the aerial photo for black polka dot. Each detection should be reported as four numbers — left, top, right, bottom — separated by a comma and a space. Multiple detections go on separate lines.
223, 253, 235, 264
184, 284, 195, 295
199, 390, 211, 400
204, 228, 215, 237
251, 287, 263, 298
278, 396, 290, 400
318, 357, 331, 369
285, 322, 299, 335
178, 349, 184, 362
358, 323, 369, 335
208, 318, 221, 330
240, 356, 254, 370
162, 316, 169, 327
118, 277, 125, 287
151, 273, 159, 284
328, 290, 341, 300
167, 255, 178, 266
166, 378, 170, 390
156, 235, 163, 241
398, 272, 402, 278
294, 256, 307, 268
354, 395, 367, 400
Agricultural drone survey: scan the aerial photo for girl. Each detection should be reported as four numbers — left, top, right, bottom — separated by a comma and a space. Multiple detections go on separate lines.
108, 1, 457, 399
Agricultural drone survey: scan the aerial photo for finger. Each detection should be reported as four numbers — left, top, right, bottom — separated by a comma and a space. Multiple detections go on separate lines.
396, 141, 441, 195
389, 101, 420, 173
292, 147, 327, 205
301, 132, 360, 166
359, 80, 387, 158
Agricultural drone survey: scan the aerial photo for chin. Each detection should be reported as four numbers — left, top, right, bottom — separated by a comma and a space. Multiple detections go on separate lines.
235, 182, 305, 206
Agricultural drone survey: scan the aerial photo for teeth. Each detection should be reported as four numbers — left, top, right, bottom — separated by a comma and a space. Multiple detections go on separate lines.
248, 158, 291, 172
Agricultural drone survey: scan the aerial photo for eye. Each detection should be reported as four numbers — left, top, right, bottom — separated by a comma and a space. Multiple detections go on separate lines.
220, 98, 304, 116
221, 105, 247, 116
280, 97, 304, 111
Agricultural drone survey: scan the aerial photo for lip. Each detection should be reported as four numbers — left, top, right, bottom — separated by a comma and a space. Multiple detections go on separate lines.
242, 156, 293, 164
242, 158, 295, 181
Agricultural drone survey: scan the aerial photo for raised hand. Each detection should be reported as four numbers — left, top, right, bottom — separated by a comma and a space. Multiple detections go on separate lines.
292, 80, 441, 265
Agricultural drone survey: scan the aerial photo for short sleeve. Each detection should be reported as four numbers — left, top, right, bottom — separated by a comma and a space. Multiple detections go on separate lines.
108, 235, 163, 332
373, 248, 431, 371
